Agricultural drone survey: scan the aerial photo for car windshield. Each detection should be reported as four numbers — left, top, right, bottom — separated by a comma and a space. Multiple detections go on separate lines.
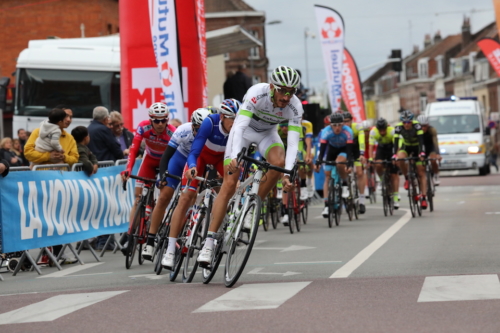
429, 115, 480, 134
15, 68, 120, 118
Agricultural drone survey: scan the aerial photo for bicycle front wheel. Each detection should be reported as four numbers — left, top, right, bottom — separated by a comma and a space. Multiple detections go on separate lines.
224, 195, 261, 287
427, 174, 434, 212
261, 195, 269, 231
125, 206, 143, 269
288, 191, 295, 234
301, 200, 308, 225
182, 212, 206, 283
408, 181, 416, 218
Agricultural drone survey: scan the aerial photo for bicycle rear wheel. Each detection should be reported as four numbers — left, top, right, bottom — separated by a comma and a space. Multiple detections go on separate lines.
334, 186, 341, 226
408, 178, 416, 218
182, 211, 207, 283
170, 211, 191, 281
327, 180, 335, 228
301, 200, 308, 225
261, 195, 269, 231
270, 198, 279, 229
427, 173, 434, 212
125, 207, 142, 269
288, 191, 295, 234
224, 195, 261, 287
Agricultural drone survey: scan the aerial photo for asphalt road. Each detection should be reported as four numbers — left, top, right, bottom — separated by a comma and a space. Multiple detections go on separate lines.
1, 169, 500, 332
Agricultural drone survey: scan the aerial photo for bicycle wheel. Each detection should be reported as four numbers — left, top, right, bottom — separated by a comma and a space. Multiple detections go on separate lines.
301, 200, 308, 225
288, 190, 295, 234
382, 181, 388, 217
327, 180, 335, 228
386, 176, 394, 216
294, 185, 301, 232
352, 176, 359, 220
170, 210, 191, 281
408, 178, 416, 218
270, 198, 279, 229
224, 195, 261, 287
125, 206, 142, 269
261, 195, 269, 231
334, 186, 341, 226
182, 211, 206, 283
153, 220, 169, 274
138, 243, 145, 265
345, 198, 353, 221
427, 173, 434, 212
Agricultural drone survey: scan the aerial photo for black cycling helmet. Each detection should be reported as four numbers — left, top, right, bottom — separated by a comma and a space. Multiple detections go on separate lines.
330, 113, 344, 124
376, 118, 388, 130
399, 110, 414, 122
342, 112, 353, 121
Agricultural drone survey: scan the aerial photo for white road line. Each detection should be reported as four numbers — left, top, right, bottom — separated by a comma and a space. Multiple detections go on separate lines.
330, 209, 412, 278
38, 263, 103, 278
0, 292, 39, 297
275, 261, 342, 265
452, 170, 459, 176
193, 281, 311, 313
418, 275, 500, 302
0, 290, 128, 324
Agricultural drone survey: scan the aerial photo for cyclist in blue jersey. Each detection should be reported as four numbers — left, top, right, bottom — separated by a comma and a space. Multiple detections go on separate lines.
315, 113, 354, 218
161, 99, 239, 269
139, 108, 212, 261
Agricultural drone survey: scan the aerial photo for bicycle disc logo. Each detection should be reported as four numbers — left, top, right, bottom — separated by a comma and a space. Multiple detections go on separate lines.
161, 61, 174, 87
321, 16, 342, 40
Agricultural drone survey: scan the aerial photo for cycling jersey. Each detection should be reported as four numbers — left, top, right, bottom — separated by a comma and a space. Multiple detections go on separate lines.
369, 126, 395, 146
320, 125, 353, 148
394, 120, 425, 155
228, 83, 303, 171
302, 120, 313, 140
350, 122, 366, 154
126, 120, 176, 173
168, 122, 195, 157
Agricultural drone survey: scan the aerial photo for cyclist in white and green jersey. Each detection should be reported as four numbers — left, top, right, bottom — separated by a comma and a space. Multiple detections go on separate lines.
197, 66, 304, 265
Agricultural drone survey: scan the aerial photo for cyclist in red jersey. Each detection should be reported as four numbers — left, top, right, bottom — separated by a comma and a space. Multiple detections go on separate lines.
120, 102, 176, 256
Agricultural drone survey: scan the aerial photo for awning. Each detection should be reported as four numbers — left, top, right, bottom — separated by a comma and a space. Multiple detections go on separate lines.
206, 25, 262, 57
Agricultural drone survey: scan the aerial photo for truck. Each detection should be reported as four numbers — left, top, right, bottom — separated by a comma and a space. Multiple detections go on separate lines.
425, 96, 491, 176
13, 35, 120, 134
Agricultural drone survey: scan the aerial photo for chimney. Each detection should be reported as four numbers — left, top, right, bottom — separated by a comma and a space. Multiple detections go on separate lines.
424, 34, 432, 48
412, 45, 420, 54
433, 30, 442, 43
462, 16, 471, 47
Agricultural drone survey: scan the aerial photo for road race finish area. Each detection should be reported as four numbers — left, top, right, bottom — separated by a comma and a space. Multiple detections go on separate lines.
0, 164, 139, 253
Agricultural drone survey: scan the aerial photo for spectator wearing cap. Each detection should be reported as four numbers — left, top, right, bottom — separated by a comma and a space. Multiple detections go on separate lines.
87, 106, 124, 162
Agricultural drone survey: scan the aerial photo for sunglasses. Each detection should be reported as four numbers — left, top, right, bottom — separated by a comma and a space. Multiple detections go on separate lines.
274, 86, 297, 96
403, 121, 412, 124
331, 123, 343, 127
192, 125, 200, 132
152, 118, 168, 124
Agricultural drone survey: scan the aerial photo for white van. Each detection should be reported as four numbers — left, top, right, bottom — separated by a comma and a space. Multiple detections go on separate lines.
425, 96, 491, 175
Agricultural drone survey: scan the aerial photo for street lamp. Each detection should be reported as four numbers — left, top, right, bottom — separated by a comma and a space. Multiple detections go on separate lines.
304, 27, 315, 90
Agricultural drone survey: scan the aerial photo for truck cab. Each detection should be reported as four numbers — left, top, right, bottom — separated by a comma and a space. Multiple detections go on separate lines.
425, 96, 491, 176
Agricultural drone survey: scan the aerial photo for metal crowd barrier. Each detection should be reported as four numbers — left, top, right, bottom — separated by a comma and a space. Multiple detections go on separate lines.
32, 164, 70, 171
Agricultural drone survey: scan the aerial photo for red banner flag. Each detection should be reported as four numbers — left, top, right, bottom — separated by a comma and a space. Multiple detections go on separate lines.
341, 48, 366, 122
477, 38, 500, 77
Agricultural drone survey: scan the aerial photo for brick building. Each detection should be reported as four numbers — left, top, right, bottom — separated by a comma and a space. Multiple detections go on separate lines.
0, 0, 119, 80
206, 0, 268, 84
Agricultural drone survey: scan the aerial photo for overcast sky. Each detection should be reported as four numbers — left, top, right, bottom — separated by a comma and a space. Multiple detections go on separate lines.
245, 0, 496, 91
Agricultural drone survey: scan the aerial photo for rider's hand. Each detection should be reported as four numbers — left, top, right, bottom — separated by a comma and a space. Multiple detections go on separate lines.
392, 154, 398, 165
419, 152, 426, 161
121, 170, 130, 182
156, 176, 167, 189
92, 164, 98, 175
359, 156, 366, 164
228, 158, 239, 175
437, 154, 442, 161
305, 153, 313, 165
282, 176, 293, 192
185, 167, 197, 180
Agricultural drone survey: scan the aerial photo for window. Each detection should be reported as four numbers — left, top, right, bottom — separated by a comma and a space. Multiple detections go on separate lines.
249, 30, 260, 60
462, 57, 470, 74
435, 55, 444, 76
449, 59, 455, 78
419, 93, 427, 112
223, 53, 230, 61
418, 58, 428, 78
429, 115, 480, 134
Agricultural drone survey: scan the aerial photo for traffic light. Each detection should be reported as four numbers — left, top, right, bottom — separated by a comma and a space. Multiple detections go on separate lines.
391, 49, 402, 72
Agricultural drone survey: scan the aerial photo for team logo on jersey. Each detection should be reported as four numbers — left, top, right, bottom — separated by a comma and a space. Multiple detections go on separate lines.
251, 97, 257, 104
276, 112, 282, 116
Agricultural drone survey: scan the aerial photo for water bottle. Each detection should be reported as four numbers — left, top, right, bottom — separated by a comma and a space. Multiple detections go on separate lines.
145, 205, 152, 218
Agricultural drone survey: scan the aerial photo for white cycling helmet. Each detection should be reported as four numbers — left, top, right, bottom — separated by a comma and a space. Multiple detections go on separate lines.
148, 102, 169, 119
270, 66, 301, 88
417, 114, 429, 125
219, 98, 240, 118
191, 108, 212, 126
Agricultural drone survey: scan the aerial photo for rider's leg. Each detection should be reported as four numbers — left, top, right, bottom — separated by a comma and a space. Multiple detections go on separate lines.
356, 163, 366, 209
336, 155, 348, 180
208, 165, 239, 234
417, 164, 427, 195
375, 161, 384, 177
257, 145, 285, 199
149, 186, 174, 235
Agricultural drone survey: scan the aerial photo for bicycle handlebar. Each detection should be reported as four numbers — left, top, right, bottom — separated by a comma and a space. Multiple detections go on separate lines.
122, 172, 157, 191
320, 160, 349, 166
228, 147, 296, 178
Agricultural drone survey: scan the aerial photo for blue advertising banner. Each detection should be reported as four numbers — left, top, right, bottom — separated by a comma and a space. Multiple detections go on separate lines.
0, 164, 140, 253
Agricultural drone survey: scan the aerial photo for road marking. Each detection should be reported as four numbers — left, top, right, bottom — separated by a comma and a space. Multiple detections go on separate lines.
418, 275, 500, 302
253, 245, 315, 252
38, 263, 104, 278
0, 290, 127, 324
193, 281, 311, 313
248, 267, 301, 276
485, 212, 500, 214
330, 209, 412, 278
457, 201, 465, 205
274, 261, 342, 265
129, 274, 167, 280
0, 292, 39, 297
452, 170, 459, 176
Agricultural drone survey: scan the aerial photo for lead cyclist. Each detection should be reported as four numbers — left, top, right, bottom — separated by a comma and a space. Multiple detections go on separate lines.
197, 66, 304, 265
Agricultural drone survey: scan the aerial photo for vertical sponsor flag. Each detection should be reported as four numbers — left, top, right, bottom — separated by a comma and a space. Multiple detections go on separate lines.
195, 0, 208, 106
149, 0, 185, 123
494, 0, 500, 37
478, 38, 500, 77
341, 48, 366, 122
314, 5, 345, 113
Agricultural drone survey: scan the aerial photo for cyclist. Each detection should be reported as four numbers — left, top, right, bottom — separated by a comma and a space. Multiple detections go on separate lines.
417, 115, 442, 186
197, 65, 304, 266
316, 113, 354, 217
139, 108, 212, 260
342, 112, 367, 214
161, 99, 238, 269
120, 102, 176, 255
368, 118, 400, 209
302, 119, 315, 197
394, 110, 428, 209
318, 115, 335, 217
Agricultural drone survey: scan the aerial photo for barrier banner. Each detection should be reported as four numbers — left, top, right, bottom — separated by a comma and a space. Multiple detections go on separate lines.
342, 48, 366, 122
477, 38, 500, 77
149, 0, 185, 122
314, 5, 345, 112
0, 165, 138, 253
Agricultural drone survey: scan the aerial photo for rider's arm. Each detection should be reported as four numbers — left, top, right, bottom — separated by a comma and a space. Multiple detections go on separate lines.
126, 127, 143, 173
393, 126, 401, 156
357, 124, 366, 155
187, 117, 213, 168
229, 112, 252, 160
159, 145, 177, 176
368, 128, 377, 160
415, 122, 425, 155
431, 127, 440, 153
285, 123, 301, 172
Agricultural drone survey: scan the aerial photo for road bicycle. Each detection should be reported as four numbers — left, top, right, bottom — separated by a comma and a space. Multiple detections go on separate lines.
321, 160, 348, 227
122, 175, 157, 269
287, 160, 308, 234
372, 160, 394, 216
424, 158, 438, 212
201, 146, 296, 287
344, 168, 359, 221
398, 156, 421, 218
366, 164, 377, 204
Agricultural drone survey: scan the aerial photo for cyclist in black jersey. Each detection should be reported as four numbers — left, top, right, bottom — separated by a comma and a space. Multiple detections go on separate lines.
417, 115, 442, 185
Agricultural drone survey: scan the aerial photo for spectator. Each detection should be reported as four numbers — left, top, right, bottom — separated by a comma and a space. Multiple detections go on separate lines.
223, 64, 252, 102
169, 118, 182, 128
71, 126, 98, 176
17, 128, 28, 150
0, 138, 23, 167
11, 139, 28, 166
109, 111, 137, 157
0, 159, 9, 177
24, 108, 79, 167
87, 106, 124, 161
491, 142, 499, 172
34, 108, 66, 157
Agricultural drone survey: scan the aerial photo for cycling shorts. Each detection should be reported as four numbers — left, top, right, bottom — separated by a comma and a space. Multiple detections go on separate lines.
399, 144, 423, 165
375, 145, 398, 174
182, 150, 224, 192
324, 146, 347, 172
166, 150, 187, 190
136, 154, 159, 188
224, 127, 283, 165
